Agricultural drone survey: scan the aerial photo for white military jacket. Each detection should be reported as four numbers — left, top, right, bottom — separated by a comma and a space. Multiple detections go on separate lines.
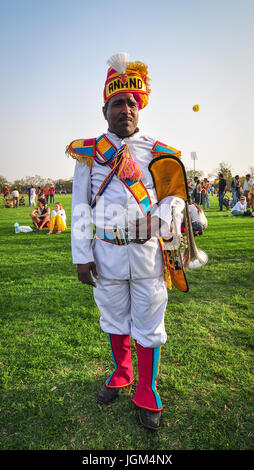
71, 130, 185, 280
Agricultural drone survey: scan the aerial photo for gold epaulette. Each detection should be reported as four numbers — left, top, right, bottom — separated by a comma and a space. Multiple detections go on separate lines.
65, 138, 96, 166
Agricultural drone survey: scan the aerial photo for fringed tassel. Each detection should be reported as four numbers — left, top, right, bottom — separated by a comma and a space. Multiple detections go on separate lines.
65, 145, 94, 167
158, 238, 172, 290
163, 249, 172, 290
116, 145, 142, 181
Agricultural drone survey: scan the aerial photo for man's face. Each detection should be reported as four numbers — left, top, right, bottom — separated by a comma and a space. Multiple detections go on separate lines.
103, 93, 139, 137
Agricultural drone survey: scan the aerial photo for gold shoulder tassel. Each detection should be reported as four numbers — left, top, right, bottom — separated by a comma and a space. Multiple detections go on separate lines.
65, 145, 94, 167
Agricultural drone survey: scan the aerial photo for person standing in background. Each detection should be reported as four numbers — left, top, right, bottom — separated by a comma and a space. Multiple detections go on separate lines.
12, 188, 19, 208
201, 178, 210, 209
43, 186, 49, 204
218, 173, 227, 211
37, 187, 43, 202
49, 185, 55, 204
191, 176, 198, 201
4, 185, 9, 198
243, 174, 253, 204
230, 175, 240, 207
26, 185, 31, 206
194, 179, 201, 204
30, 185, 36, 206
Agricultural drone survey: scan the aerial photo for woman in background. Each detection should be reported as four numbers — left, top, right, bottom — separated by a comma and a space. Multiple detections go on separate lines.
186, 199, 208, 235
228, 196, 248, 216
48, 202, 66, 234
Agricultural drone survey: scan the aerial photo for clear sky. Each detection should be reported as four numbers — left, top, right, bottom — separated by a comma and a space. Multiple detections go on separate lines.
1, 0, 253, 181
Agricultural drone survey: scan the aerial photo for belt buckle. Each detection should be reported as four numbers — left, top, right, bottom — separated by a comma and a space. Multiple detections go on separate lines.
112, 227, 124, 245
112, 227, 131, 245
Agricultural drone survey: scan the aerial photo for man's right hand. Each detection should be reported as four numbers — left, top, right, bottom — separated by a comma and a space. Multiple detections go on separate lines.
77, 262, 99, 287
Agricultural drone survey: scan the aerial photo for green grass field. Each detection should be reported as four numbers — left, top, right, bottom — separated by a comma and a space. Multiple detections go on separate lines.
0, 194, 253, 450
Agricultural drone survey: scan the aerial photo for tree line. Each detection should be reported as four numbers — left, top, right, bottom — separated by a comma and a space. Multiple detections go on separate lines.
1, 162, 253, 194
0, 175, 73, 194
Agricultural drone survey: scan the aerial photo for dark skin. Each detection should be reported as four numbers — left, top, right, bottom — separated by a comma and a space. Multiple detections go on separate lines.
102, 93, 139, 137
30, 201, 50, 230
78, 93, 163, 287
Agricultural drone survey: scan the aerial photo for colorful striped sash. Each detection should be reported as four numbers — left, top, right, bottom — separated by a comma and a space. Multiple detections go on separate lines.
91, 134, 152, 217
66, 136, 181, 217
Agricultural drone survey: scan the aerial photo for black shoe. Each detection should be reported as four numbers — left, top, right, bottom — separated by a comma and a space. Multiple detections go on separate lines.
138, 407, 161, 430
96, 383, 119, 405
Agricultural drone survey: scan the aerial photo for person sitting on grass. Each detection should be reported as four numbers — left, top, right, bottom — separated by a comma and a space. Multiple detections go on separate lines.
222, 194, 232, 211
182, 198, 208, 236
30, 198, 50, 230
228, 196, 248, 216
19, 196, 25, 206
47, 202, 66, 235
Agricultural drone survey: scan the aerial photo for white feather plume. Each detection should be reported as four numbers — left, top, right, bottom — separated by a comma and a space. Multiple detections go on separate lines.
107, 52, 130, 74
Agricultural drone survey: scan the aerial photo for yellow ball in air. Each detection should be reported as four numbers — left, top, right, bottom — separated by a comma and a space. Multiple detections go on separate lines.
192, 104, 199, 112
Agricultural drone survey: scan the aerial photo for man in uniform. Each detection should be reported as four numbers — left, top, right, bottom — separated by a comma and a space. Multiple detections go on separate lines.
66, 53, 186, 430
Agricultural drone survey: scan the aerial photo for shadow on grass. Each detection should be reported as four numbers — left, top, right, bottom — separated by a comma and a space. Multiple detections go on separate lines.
0, 373, 171, 450
1, 368, 252, 451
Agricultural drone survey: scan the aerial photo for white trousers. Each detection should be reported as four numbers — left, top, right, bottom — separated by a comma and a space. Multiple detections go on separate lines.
93, 275, 168, 348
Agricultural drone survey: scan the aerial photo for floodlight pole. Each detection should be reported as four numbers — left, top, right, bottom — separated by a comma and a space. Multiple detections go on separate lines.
191, 152, 198, 177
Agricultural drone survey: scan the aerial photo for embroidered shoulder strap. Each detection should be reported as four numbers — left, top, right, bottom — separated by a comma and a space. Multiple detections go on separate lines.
66, 138, 181, 163
94, 134, 152, 216
65, 138, 96, 166
151, 141, 181, 158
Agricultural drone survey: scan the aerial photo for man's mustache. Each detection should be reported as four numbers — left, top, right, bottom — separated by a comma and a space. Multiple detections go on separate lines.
119, 116, 133, 122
